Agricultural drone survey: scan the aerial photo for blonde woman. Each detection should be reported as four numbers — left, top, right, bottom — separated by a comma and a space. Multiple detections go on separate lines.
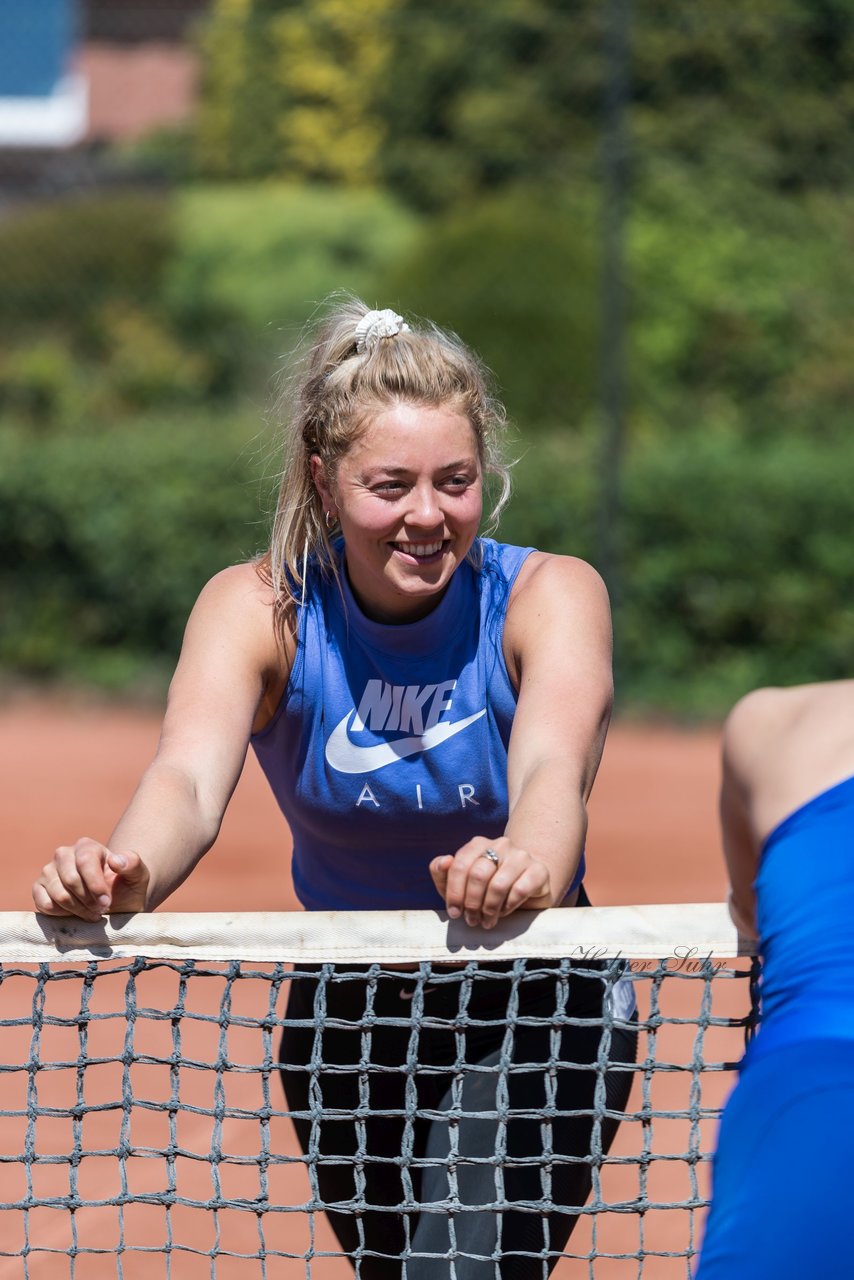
34, 300, 636, 1277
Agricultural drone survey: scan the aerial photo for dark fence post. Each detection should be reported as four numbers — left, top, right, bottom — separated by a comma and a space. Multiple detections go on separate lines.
598, 0, 631, 674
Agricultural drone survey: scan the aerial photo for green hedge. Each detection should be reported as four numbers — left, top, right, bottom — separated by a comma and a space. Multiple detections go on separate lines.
0, 411, 273, 688
0, 184, 420, 427
380, 189, 599, 428
504, 430, 854, 715
3, 180, 853, 450
167, 183, 420, 355
0, 190, 243, 425
0, 192, 173, 332
629, 178, 854, 442
619, 433, 854, 715
3, 417, 853, 715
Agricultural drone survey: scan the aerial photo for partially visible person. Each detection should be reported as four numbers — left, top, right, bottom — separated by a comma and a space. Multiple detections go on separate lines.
697, 681, 854, 1280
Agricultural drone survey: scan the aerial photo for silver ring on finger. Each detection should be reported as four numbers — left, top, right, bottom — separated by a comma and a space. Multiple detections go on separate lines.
479, 848, 500, 867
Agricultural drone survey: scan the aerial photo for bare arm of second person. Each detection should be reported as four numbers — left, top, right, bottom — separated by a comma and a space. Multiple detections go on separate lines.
430, 555, 613, 927
719, 700, 762, 941
32, 564, 288, 921
720, 680, 854, 942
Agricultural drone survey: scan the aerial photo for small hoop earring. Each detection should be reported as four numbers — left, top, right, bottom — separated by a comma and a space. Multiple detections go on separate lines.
324, 510, 336, 531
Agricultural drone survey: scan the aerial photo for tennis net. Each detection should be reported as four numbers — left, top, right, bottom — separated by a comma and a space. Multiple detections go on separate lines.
0, 905, 757, 1279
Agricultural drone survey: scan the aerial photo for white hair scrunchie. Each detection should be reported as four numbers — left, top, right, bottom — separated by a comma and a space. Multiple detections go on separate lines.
354, 308, 410, 354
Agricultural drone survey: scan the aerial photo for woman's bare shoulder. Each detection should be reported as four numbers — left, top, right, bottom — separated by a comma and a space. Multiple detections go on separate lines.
184, 561, 295, 680
723, 682, 854, 830
508, 552, 609, 622
724, 682, 854, 757
512, 550, 606, 590
196, 560, 275, 609
506, 552, 610, 649
502, 552, 611, 695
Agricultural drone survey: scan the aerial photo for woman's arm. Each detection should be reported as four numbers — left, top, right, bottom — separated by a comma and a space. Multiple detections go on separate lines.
720, 763, 760, 940
33, 563, 288, 920
431, 554, 613, 928
718, 692, 773, 942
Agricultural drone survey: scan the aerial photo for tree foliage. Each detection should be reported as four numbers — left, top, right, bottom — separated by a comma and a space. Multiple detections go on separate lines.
195, 0, 398, 182
376, 0, 603, 211
193, 0, 854, 207
381, 188, 599, 426
630, 178, 854, 439
631, 0, 854, 195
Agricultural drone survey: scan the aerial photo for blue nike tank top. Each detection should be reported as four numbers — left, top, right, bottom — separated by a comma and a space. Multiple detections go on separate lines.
748, 773, 854, 1061
251, 538, 586, 910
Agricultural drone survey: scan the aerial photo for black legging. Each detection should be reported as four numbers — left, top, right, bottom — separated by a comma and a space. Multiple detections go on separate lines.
279, 955, 637, 1278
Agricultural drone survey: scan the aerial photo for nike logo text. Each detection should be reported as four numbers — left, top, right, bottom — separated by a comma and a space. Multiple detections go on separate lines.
354, 678, 457, 734
325, 680, 486, 774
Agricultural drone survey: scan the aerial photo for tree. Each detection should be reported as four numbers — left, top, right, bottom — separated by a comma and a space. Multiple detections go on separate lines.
193, 1, 854, 203
377, 0, 603, 211
194, 0, 397, 183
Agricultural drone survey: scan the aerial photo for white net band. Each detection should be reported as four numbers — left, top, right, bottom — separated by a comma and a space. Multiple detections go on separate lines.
7, 902, 756, 963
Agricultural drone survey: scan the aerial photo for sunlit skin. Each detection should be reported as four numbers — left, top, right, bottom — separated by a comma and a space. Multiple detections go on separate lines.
34, 401, 612, 937
311, 402, 483, 624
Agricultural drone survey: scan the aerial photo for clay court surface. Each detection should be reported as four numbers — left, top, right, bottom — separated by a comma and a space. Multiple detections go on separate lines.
0, 698, 733, 1278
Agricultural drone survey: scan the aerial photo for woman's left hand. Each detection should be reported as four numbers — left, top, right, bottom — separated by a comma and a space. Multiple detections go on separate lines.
429, 838, 553, 930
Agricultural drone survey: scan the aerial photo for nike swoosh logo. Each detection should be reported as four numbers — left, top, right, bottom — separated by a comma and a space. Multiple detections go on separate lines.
325, 708, 486, 774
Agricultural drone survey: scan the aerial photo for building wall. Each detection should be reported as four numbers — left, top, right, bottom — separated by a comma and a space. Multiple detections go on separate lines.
78, 41, 198, 142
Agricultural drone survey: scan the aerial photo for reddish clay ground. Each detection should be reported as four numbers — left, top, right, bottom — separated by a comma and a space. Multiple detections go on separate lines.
0, 698, 730, 1279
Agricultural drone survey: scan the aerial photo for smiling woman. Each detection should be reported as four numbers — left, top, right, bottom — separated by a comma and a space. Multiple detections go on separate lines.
32, 296, 636, 1278
312, 401, 483, 622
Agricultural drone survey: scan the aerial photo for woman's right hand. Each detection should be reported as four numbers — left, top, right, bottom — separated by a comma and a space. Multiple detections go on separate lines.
33, 838, 150, 921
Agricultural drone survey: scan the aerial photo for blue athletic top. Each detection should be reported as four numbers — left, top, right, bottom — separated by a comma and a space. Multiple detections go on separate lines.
748, 773, 854, 1061
251, 538, 586, 911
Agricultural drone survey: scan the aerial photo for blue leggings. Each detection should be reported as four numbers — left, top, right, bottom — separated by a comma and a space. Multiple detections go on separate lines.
696, 1038, 854, 1280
